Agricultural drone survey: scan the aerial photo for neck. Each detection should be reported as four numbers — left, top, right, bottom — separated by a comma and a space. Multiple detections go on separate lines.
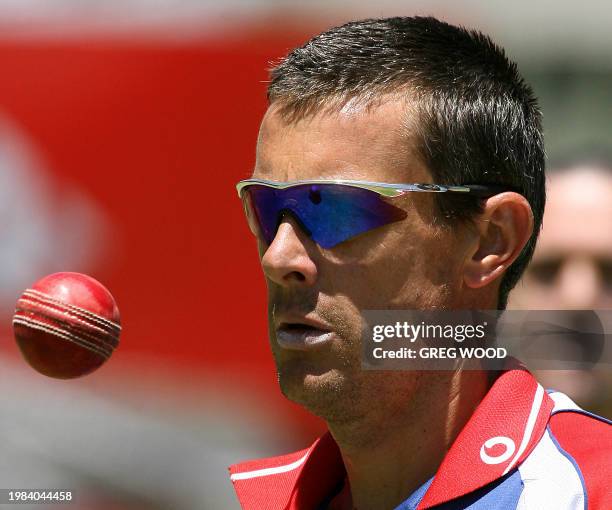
327, 369, 491, 510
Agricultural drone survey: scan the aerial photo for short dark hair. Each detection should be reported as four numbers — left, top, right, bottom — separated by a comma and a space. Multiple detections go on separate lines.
267, 16, 546, 309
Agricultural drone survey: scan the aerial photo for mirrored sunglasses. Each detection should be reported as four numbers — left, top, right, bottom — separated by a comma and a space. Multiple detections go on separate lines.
236, 179, 506, 248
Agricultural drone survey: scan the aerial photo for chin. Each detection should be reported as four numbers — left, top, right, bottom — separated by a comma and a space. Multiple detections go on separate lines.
278, 364, 359, 421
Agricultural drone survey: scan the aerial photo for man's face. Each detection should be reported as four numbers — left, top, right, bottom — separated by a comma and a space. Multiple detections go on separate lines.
508, 168, 612, 402
510, 168, 612, 309
251, 99, 473, 421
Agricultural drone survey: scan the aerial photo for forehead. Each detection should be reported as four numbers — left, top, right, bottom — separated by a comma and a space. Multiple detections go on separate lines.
536, 168, 612, 257
253, 96, 431, 184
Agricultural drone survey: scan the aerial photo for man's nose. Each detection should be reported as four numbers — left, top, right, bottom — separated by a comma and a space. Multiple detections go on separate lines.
261, 215, 318, 287
558, 257, 601, 309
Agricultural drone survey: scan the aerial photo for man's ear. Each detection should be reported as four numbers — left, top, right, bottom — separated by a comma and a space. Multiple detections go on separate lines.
464, 192, 534, 289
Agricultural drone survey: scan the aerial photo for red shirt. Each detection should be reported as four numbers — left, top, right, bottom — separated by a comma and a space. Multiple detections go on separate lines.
229, 365, 611, 509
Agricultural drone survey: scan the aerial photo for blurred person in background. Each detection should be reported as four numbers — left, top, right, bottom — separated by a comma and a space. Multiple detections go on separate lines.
509, 151, 612, 417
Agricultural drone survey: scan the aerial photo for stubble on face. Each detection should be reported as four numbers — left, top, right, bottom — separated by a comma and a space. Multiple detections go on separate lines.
267, 288, 370, 423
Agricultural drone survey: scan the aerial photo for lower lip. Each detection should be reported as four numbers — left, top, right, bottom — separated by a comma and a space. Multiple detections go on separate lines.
276, 328, 334, 350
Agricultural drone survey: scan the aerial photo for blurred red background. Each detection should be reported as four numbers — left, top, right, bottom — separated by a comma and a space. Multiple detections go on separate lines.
0, 28, 328, 439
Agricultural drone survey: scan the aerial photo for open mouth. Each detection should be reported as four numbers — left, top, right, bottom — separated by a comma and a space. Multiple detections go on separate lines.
276, 323, 334, 350
281, 322, 320, 331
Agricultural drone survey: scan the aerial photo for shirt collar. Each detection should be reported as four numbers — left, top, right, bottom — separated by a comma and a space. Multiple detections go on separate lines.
229, 363, 554, 510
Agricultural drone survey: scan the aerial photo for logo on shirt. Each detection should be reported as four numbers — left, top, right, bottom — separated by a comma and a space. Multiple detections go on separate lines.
479, 436, 516, 464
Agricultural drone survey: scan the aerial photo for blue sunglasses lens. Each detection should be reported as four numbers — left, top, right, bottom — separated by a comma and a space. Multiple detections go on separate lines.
242, 184, 408, 248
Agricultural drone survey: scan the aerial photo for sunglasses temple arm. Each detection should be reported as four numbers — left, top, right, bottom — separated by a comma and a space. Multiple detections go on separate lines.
460, 184, 514, 197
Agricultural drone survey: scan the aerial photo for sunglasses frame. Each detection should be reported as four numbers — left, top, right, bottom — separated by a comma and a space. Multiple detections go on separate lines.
236, 178, 508, 198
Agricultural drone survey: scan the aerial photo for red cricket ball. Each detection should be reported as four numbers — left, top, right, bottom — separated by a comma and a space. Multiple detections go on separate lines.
12, 272, 121, 379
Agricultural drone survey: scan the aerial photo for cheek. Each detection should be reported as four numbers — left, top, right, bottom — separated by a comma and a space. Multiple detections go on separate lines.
322, 238, 432, 308
321, 221, 462, 309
